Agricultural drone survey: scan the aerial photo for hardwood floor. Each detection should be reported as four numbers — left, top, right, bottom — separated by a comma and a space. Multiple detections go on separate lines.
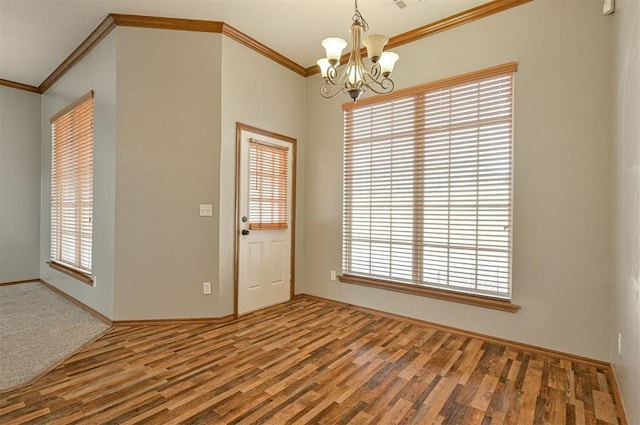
0, 296, 625, 424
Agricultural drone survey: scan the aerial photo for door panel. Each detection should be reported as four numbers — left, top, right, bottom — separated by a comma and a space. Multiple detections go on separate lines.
248, 242, 263, 289
271, 241, 284, 283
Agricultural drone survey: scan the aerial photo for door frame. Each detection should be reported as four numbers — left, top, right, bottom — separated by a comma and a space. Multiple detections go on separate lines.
234, 122, 297, 319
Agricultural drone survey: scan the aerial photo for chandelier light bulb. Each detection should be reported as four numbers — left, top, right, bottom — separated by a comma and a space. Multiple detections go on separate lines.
316, 58, 331, 78
347, 65, 362, 85
321, 38, 347, 65
379, 52, 399, 77
363, 34, 388, 63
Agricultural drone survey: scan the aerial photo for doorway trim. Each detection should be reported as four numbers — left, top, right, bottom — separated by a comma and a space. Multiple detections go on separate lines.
234, 122, 297, 319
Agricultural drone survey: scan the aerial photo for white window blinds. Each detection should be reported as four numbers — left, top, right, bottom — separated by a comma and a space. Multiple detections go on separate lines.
249, 139, 289, 230
343, 63, 515, 299
50, 91, 94, 274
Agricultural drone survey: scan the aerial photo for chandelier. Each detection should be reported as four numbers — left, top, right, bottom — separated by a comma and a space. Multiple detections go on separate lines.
317, 0, 399, 103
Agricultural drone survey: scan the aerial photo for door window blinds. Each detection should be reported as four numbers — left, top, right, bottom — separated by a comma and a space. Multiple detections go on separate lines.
50, 91, 94, 274
249, 139, 289, 230
343, 64, 515, 299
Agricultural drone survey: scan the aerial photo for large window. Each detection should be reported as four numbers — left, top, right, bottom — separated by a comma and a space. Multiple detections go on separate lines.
342, 63, 516, 308
50, 91, 94, 282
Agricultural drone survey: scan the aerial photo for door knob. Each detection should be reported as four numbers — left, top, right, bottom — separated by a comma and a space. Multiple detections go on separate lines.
241, 229, 250, 236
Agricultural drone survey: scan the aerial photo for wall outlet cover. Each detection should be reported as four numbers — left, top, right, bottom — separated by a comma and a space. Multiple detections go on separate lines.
199, 204, 213, 217
617, 332, 622, 356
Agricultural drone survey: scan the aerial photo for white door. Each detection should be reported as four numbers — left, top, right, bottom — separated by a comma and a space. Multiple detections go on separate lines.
237, 127, 293, 315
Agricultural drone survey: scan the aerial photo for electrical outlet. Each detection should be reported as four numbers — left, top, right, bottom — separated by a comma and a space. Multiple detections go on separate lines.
618, 332, 622, 356
330, 270, 336, 281
203, 282, 212, 295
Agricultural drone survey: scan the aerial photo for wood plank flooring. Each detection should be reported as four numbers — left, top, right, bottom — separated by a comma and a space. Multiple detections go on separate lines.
0, 296, 625, 424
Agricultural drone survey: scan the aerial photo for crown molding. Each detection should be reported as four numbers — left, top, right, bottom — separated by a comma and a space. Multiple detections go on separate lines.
221, 23, 307, 76
0, 79, 41, 93
36, 13, 306, 94
1, 0, 533, 94
389, 0, 533, 48
38, 15, 117, 93
111, 14, 224, 33
305, 0, 534, 76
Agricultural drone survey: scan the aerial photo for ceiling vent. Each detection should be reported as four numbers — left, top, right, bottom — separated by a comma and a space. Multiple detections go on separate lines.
393, 0, 408, 9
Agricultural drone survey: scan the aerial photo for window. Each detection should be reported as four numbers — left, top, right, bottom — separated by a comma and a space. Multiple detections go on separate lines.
50, 91, 94, 283
249, 139, 289, 230
341, 63, 518, 311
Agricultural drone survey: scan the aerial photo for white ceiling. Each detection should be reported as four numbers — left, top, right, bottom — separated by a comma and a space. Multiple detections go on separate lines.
0, 0, 488, 88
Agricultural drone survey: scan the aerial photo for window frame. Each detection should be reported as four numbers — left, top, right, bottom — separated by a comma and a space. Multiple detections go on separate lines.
49, 91, 94, 285
339, 63, 520, 313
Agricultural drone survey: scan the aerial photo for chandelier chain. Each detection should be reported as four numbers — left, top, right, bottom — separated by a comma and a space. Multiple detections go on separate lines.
353, 0, 369, 31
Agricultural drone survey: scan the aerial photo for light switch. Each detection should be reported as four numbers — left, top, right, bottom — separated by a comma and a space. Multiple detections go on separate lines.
199, 204, 213, 217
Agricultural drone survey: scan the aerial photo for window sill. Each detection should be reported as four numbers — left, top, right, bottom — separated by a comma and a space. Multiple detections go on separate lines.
48, 261, 94, 285
338, 274, 520, 313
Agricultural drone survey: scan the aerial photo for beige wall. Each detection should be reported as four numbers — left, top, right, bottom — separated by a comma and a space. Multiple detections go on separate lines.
40, 32, 117, 319
219, 37, 306, 314
612, 0, 640, 421
0, 86, 40, 282
303, 0, 613, 360
113, 28, 307, 320
114, 28, 222, 320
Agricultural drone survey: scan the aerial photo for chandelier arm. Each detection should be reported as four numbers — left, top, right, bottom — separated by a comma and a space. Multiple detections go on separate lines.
355, 63, 393, 95
320, 82, 346, 99
368, 62, 382, 80
356, 52, 371, 82
326, 64, 350, 87
363, 77, 395, 95
359, 64, 381, 86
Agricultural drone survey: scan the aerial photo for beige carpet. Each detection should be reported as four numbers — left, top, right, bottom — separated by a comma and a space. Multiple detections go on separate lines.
0, 282, 110, 391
